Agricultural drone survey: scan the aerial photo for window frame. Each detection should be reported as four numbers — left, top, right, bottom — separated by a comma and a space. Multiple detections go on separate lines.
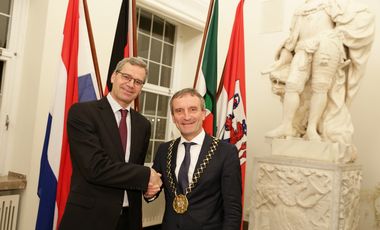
0, 0, 28, 173
136, 7, 178, 164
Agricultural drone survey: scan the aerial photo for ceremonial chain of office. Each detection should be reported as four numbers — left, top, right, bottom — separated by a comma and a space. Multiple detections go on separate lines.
166, 137, 219, 214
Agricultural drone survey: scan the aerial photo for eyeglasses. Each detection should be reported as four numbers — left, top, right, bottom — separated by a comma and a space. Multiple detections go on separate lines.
116, 71, 145, 87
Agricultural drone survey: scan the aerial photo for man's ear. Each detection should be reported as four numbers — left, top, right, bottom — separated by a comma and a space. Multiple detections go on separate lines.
110, 72, 116, 84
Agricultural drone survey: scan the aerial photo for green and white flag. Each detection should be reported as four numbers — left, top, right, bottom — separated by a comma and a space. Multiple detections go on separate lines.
195, 0, 218, 136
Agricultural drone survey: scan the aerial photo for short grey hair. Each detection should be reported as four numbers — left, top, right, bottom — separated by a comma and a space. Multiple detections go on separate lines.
114, 57, 148, 77
170, 88, 205, 114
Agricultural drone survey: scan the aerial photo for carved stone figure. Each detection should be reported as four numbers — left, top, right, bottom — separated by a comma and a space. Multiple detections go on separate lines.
339, 170, 362, 229
262, 0, 375, 163
375, 184, 380, 229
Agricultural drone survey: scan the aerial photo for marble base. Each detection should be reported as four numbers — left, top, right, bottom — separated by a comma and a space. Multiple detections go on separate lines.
268, 138, 348, 163
249, 156, 362, 230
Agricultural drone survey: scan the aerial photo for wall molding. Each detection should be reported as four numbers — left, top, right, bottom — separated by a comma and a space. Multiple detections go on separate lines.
138, 0, 208, 30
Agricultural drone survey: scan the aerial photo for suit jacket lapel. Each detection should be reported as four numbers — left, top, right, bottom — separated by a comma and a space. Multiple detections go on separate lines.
98, 97, 125, 161
193, 134, 212, 173
187, 135, 212, 197
171, 138, 181, 189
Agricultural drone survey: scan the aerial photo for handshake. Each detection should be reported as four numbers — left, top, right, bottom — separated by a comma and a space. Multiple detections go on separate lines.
144, 168, 162, 199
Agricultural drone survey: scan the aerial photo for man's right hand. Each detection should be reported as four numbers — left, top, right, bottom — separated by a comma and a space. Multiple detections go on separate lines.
144, 168, 162, 198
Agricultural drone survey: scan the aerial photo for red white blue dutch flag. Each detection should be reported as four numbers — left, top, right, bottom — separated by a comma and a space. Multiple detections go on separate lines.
36, 0, 100, 229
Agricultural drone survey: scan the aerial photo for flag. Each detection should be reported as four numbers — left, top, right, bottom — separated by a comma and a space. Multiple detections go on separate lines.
216, 0, 247, 225
36, 0, 100, 229
106, 0, 135, 92
195, 0, 218, 136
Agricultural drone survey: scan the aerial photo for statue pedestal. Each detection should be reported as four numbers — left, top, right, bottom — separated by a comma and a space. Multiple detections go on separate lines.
249, 140, 362, 230
267, 137, 353, 163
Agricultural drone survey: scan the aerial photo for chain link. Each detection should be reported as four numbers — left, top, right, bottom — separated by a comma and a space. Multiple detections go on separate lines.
166, 138, 220, 196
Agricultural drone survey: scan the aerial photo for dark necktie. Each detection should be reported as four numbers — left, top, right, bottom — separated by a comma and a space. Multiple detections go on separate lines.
119, 109, 128, 153
178, 142, 195, 194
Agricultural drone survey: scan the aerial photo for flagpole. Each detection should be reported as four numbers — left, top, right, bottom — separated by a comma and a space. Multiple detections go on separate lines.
193, 0, 215, 88
132, 0, 137, 57
131, 0, 140, 111
83, 0, 104, 98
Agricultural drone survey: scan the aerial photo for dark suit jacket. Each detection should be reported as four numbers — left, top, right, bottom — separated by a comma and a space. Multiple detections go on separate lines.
59, 97, 151, 230
153, 134, 242, 230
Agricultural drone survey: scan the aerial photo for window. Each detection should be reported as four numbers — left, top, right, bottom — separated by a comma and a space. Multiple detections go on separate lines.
0, 0, 11, 48
0, 0, 27, 172
0, 0, 12, 107
136, 8, 176, 163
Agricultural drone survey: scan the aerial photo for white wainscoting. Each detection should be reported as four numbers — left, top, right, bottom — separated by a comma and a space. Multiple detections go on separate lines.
142, 190, 165, 227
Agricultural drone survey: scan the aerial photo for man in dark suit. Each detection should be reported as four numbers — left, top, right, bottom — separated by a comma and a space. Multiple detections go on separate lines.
150, 88, 242, 230
59, 57, 162, 230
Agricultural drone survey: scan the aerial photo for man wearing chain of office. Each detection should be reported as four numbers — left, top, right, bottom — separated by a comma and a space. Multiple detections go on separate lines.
146, 88, 242, 230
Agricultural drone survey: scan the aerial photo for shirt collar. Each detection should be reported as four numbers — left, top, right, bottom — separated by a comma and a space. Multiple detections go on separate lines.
107, 94, 131, 113
179, 129, 205, 146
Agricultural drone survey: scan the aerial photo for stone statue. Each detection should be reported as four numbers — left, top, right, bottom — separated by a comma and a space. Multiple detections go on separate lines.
262, 0, 375, 163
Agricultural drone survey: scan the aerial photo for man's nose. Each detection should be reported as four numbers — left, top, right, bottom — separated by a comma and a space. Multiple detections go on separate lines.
183, 111, 191, 119
126, 79, 135, 88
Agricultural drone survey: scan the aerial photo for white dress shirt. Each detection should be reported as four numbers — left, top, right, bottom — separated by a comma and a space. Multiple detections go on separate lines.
175, 130, 205, 184
107, 94, 131, 207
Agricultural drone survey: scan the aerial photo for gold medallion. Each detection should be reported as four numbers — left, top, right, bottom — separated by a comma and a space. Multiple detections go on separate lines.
173, 194, 188, 214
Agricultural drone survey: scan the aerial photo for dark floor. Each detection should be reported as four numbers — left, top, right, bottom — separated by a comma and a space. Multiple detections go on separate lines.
143, 221, 249, 230
143, 225, 160, 230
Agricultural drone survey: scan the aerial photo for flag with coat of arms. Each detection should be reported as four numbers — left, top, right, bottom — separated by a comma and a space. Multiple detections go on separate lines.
216, 0, 247, 201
